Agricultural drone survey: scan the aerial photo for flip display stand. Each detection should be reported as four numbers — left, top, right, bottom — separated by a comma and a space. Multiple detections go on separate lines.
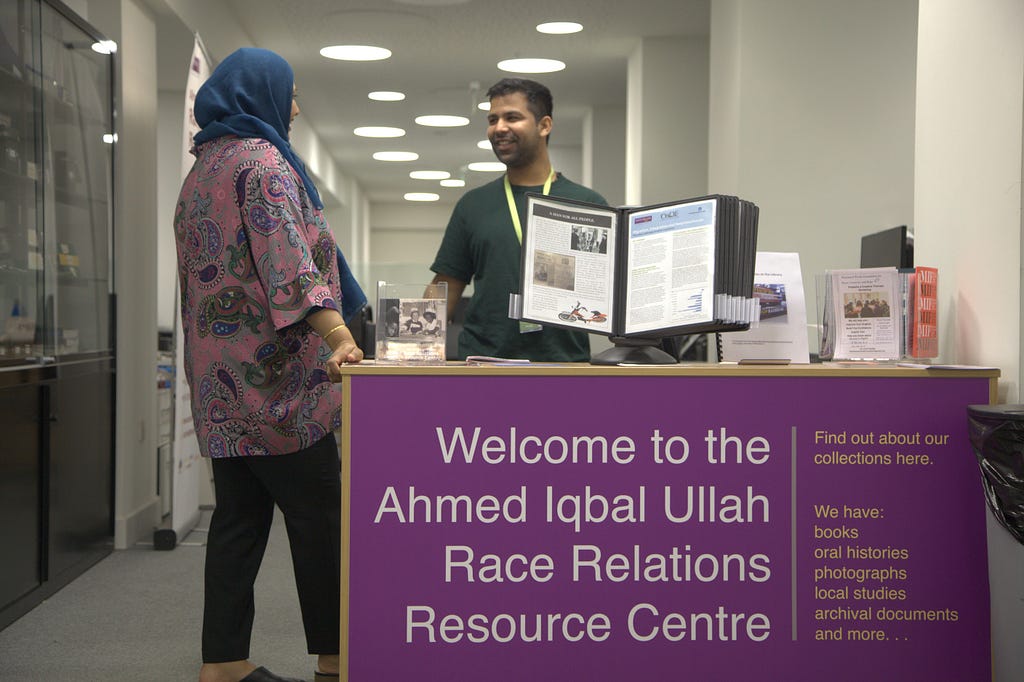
590, 336, 676, 365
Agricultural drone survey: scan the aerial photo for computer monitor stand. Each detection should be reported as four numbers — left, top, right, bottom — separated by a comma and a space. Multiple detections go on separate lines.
590, 336, 678, 365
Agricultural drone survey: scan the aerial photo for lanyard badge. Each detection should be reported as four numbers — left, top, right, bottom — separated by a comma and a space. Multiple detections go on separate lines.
505, 169, 555, 334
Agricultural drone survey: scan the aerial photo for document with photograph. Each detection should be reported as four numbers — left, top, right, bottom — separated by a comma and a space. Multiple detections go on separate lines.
718, 251, 811, 363
829, 267, 900, 360
519, 197, 618, 335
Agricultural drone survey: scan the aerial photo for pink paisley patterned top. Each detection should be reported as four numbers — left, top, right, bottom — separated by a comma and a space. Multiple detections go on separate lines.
174, 135, 341, 458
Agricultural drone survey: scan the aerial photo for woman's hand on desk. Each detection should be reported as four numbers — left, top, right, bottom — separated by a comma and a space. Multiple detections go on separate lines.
309, 309, 365, 382
325, 328, 363, 382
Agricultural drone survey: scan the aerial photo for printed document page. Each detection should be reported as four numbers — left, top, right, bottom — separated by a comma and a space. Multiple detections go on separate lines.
623, 199, 716, 336
719, 251, 810, 362
521, 197, 616, 333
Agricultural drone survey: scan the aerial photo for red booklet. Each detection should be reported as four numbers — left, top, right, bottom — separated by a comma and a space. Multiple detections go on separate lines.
910, 266, 938, 358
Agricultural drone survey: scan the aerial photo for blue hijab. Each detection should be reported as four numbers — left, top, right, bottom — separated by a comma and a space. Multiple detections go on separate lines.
193, 47, 323, 209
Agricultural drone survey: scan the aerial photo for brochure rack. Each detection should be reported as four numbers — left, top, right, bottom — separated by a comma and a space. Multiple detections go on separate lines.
510, 193, 760, 364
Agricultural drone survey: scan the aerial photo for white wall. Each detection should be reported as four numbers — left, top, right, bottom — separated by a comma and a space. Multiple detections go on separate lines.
915, 0, 1023, 398
709, 0, 918, 351
156, 90, 182, 332
369, 202, 451, 294
587, 106, 627, 206
915, 2, 1024, 679
627, 36, 710, 205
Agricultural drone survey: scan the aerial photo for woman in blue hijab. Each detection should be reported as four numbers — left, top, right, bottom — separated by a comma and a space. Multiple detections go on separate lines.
194, 48, 367, 320
179, 47, 353, 682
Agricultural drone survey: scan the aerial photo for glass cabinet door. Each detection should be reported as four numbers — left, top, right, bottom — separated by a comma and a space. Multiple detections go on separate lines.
39, 1, 113, 358
0, 0, 43, 366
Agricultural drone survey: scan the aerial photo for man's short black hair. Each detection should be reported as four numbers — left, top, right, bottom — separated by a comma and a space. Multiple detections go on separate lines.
486, 77, 553, 122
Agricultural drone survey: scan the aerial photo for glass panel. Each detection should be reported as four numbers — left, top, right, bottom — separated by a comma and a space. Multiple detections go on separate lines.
39, 2, 113, 357
0, 0, 43, 365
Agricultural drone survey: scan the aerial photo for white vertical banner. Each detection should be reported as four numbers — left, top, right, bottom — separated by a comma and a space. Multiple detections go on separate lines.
170, 34, 211, 543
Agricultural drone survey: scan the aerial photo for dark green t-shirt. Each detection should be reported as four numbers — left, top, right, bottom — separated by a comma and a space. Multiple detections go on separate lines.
431, 174, 607, 362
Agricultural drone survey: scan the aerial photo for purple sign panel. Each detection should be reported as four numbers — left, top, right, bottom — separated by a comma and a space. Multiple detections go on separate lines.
346, 374, 991, 681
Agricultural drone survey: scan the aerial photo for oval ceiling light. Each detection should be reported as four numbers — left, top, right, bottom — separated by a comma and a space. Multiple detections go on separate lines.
536, 22, 583, 35
497, 58, 565, 74
368, 91, 406, 101
354, 126, 406, 138
373, 151, 418, 161
440, 179, 466, 188
320, 45, 392, 61
91, 40, 118, 54
404, 192, 440, 202
414, 115, 470, 128
477, 101, 490, 111
468, 161, 506, 172
476, 139, 491, 150
410, 170, 451, 180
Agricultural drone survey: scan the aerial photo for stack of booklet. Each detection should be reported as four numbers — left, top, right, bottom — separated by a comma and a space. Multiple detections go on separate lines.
511, 193, 760, 356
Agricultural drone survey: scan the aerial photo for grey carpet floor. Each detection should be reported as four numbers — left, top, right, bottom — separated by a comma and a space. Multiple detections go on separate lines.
0, 509, 316, 682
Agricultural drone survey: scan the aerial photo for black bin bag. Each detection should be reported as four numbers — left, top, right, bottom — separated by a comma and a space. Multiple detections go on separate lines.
967, 404, 1024, 545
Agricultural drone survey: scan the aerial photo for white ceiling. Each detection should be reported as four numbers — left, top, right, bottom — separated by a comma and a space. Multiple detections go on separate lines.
153, 0, 710, 205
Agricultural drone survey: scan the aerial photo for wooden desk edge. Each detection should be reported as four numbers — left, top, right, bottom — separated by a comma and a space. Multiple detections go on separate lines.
338, 361, 1001, 380
339, 377, 352, 682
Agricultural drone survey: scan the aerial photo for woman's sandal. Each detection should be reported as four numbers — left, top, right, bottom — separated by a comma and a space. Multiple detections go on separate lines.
240, 667, 305, 682
313, 671, 340, 681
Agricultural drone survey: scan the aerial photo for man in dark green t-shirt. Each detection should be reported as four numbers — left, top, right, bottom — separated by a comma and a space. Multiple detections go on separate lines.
430, 78, 607, 362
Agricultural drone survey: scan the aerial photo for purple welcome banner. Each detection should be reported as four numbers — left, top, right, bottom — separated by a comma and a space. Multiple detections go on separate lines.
344, 373, 991, 681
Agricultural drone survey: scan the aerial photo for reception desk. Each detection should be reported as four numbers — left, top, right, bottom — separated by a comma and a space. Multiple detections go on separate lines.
337, 363, 997, 681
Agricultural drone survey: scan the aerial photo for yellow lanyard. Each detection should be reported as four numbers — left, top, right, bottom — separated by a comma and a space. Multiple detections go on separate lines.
504, 168, 555, 244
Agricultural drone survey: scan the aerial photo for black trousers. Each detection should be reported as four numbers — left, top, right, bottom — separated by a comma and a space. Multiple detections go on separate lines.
202, 433, 341, 663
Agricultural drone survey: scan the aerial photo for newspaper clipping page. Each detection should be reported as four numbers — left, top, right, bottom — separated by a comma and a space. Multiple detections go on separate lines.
623, 199, 716, 336
522, 198, 616, 332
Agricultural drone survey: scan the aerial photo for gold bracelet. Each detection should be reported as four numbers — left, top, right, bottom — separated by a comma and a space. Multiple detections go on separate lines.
323, 323, 347, 342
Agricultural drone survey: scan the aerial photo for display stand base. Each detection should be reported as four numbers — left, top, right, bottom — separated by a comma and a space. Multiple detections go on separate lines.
590, 336, 677, 365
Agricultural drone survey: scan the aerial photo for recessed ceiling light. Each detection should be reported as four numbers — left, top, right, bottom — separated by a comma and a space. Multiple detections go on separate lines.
373, 151, 419, 161
354, 126, 406, 138
468, 162, 506, 172
477, 140, 491, 150
404, 192, 440, 202
320, 45, 392, 61
91, 40, 117, 54
410, 170, 451, 180
440, 179, 466, 188
102, 133, 118, 143
415, 115, 470, 127
497, 58, 565, 74
536, 22, 583, 35
368, 91, 406, 101
477, 102, 490, 111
